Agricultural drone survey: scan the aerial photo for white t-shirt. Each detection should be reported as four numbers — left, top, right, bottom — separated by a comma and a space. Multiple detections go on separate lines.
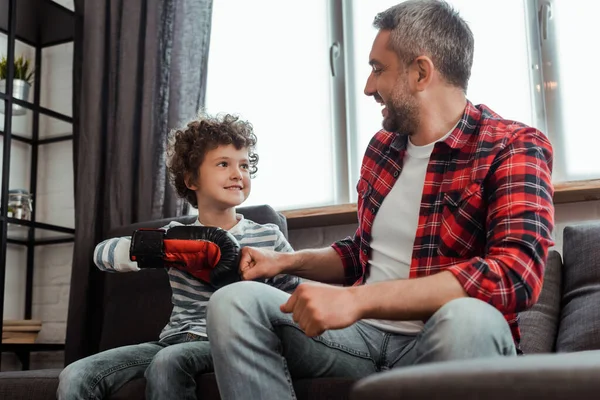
363, 129, 453, 335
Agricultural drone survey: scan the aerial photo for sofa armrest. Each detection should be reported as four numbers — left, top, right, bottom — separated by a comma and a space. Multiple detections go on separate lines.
350, 351, 600, 400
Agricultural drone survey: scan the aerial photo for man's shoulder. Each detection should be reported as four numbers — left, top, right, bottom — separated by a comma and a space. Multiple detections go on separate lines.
475, 104, 545, 144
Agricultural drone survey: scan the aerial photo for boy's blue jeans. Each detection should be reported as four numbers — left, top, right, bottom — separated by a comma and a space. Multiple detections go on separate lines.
207, 281, 516, 400
57, 333, 212, 400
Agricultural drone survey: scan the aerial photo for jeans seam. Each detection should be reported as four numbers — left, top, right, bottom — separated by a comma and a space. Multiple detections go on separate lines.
281, 355, 297, 400
86, 358, 154, 399
271, 318, 372, 360
379, 334, 391, 369
388, 338, 417, 368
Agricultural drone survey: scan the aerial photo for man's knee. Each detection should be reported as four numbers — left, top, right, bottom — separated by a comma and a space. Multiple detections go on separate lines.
430, 297, 513, 347
208, 281, 276, 321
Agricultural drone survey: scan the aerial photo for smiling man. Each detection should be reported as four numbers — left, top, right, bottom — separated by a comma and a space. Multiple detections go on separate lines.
206, 1, 555, 399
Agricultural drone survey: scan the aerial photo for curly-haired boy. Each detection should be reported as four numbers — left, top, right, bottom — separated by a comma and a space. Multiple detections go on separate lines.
57, 112, 300, 400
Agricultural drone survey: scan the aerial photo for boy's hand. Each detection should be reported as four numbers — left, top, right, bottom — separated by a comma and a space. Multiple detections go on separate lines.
280, 283, 362, 337
239, 247, 286, 280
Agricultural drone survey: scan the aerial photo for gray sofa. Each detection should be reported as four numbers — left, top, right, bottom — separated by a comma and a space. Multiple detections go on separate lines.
1, 212, 600, 399
0, 205, 355, 400
352, 222, 600, 399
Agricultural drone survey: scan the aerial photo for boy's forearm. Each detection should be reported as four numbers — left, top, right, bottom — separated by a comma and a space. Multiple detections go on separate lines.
94, 238, 140, 272
281, 247, 345, 284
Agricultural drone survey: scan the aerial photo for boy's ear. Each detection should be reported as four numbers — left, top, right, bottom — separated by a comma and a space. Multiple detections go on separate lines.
184, 173, 199, 191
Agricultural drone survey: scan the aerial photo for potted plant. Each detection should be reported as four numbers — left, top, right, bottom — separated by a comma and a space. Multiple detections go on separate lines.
0, 55, 35, 116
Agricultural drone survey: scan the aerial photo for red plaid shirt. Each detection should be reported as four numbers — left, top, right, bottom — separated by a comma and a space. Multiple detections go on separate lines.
332, 101, 555, 344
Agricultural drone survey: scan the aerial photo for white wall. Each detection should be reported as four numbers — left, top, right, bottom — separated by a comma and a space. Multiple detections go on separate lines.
1, 0, 74, 371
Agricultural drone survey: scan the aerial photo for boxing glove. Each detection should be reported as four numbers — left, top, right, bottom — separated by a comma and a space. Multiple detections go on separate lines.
129, 225, 241, 288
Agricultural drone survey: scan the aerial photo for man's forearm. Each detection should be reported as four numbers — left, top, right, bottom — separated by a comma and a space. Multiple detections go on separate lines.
353, 271, 468, 320
282, 247, 346, 284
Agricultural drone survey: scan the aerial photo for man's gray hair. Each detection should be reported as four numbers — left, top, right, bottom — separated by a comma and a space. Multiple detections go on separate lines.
373, 0, 474, 91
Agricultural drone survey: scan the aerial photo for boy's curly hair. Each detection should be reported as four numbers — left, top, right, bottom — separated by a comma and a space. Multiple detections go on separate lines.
167, 112, 259, 208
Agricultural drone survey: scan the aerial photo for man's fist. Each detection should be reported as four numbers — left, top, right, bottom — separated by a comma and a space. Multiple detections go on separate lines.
130, 226, 241, 288
280, 283, 362, 337
239, 246, 285, 281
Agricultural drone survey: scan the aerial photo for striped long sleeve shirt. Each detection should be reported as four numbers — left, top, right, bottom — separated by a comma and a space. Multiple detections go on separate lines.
93, 215, 300, 340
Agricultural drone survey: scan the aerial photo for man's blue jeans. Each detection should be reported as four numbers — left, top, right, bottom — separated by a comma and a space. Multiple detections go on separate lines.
207, 281, 516, 400
57, 333, 212, 400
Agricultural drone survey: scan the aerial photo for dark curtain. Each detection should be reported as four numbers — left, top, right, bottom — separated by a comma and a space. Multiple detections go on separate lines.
66, 0, 213, 364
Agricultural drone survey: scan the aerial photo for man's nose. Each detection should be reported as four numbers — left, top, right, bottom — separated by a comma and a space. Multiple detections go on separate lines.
364, 72, 376, 97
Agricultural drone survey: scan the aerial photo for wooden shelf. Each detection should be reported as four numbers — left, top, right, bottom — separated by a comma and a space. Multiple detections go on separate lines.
0, 0, 75, 47
1, 343, 64, 352
282, 179, 600, 229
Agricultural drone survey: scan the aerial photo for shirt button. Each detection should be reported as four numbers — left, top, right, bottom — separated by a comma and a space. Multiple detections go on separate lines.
393, 171, 399, 177
371, 208, 375, 213
362, 249, 367, 255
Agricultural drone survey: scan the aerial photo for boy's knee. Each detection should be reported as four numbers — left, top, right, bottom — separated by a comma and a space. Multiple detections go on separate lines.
57, 363, 89, 398
146, 347, 186, 379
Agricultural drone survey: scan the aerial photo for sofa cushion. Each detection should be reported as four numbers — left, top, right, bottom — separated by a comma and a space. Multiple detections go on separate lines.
518, 250, 562, 353
556, 222, 600, 352
108, 374, 355, 400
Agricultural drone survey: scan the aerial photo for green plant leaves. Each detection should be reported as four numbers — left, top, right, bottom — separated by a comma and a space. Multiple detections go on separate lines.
0, 54, 34, 84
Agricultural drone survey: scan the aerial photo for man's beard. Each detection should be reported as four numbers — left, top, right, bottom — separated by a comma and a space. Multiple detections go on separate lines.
382, 82, 419, 135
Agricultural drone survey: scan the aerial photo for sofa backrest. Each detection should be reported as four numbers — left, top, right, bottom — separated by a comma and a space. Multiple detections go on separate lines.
519, 221, 600, 354
97, 205, 287, 351
518, 250, 563, 353
555, 222, 600, 352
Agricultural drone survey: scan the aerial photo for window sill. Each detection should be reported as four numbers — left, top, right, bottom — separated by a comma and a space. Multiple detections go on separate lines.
281, 179, 600, 230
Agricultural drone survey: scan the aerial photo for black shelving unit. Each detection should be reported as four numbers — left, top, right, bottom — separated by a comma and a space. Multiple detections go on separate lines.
0, 0, 75, 370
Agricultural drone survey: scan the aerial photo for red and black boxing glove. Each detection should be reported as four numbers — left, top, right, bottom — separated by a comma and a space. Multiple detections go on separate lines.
129, 226, 241, 288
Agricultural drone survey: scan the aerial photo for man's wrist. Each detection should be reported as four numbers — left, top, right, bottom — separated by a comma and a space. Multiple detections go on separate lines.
348, 285, 370, 320
278, 251, 302, 275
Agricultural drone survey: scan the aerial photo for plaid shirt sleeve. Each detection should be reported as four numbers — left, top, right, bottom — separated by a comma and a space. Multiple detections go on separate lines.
331, 227, 362, 284
446, 128, 555, 314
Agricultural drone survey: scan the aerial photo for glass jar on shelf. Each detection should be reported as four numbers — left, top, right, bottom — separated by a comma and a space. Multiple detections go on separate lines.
7, 189, 33, 221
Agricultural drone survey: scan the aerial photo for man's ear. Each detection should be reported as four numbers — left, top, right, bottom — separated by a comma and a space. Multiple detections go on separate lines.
411, 55, 434, 91
184, 173, 199, 191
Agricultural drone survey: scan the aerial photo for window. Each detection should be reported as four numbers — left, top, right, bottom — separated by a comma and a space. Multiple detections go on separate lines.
206, 0, 599, 211
346, 0, 533, 200
205, 0, 334, 210
538, 0, 600, 181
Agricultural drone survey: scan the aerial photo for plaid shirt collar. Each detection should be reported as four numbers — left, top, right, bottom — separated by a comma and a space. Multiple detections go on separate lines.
388, 100, 486, 153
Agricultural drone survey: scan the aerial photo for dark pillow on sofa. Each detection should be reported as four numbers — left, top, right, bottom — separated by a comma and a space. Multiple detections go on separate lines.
518, 250, 562, 353
556, 222, 600, 352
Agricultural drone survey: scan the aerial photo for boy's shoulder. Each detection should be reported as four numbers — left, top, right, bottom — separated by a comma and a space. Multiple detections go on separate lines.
236, 218, 282, 235
161, 220, 196, 230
